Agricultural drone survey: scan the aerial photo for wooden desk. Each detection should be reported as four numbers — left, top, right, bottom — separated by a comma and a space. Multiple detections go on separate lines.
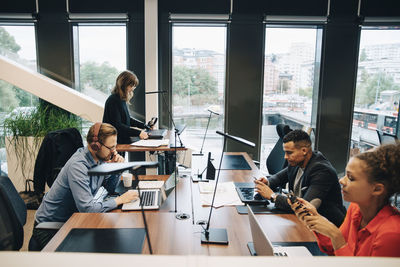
43, 152, 315, 255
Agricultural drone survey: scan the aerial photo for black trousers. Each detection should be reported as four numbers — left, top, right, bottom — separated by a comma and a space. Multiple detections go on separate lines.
31, 221, 58, 251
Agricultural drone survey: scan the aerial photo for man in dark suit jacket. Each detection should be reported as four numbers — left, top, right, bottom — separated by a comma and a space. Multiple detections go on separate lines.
255, 129, 346, 227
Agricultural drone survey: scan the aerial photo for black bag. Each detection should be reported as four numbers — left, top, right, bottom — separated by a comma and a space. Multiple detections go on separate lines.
19, 179, 41, 210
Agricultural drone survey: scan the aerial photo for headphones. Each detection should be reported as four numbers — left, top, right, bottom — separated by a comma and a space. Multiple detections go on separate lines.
90, 122, 102, 151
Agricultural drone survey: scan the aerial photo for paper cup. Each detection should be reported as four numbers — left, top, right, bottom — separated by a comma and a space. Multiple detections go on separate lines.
122, 172, 133, 187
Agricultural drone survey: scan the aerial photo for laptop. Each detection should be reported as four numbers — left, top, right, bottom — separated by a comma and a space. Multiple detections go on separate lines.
146, 129, 167, 139
247, 206, 312, 257
121, 172, 177, 211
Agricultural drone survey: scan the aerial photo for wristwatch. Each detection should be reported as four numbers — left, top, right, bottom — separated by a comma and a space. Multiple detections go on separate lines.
270, 193, 277, 202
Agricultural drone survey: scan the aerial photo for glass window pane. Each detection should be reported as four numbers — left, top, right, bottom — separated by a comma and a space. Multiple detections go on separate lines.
261, 27, 318, 175
75, 24, 126, 104
351, 28, 400, 153
0, 24, 38, 175
172, 25, 226, 158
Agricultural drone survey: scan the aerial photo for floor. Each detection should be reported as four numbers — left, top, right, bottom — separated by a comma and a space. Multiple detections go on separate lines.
22, 209, 36, 251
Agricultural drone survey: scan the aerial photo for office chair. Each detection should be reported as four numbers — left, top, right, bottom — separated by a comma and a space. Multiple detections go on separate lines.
266, 124, 292, 175
376, 130, 398, 145
0, 175, 27, 250
33, 128, 83, 202
0, 175, 64, 251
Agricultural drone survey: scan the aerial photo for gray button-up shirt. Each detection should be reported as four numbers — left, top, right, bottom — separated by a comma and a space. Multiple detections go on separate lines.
35, 147, 119, 223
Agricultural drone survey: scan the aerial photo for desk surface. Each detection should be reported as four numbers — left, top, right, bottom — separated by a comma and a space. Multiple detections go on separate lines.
43, 152, 315, 255
117, 130, 187, 152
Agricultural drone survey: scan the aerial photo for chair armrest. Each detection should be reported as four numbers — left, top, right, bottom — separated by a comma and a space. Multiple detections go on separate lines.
35, 222, 64, 230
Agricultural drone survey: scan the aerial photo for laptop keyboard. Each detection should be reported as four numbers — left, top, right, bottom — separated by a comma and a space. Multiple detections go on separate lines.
140, 191, 155, 206
274, 252, 288, 257
238, 187, 256, 201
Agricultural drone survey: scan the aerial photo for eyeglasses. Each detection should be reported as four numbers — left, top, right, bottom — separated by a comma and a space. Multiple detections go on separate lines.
99, 141, 116, 152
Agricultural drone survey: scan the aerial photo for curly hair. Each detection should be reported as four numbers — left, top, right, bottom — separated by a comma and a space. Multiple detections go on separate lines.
355, 142, 400, 199
111, 70, 139, 102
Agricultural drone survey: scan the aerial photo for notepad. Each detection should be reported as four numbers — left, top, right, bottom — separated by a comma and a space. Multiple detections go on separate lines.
131, 139, 170, 147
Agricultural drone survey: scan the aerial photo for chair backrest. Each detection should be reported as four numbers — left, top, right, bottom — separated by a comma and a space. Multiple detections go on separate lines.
376, 130, 398, 145
0, 176, 27, 250
33, 128, 83, 194
266, 124, 292, 175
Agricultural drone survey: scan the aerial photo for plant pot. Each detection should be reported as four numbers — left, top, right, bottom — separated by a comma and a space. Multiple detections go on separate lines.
5, 136, 43, 193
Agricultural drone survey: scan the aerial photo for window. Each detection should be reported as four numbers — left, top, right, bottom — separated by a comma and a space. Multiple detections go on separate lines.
172, 25, 227, 157
73, 24, 126, 104
0, 24, 37, 175
261, 27, 319, 175
351, 28, 400, 152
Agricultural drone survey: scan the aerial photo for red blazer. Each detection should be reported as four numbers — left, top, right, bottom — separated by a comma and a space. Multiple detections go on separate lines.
316, 203, 400, 256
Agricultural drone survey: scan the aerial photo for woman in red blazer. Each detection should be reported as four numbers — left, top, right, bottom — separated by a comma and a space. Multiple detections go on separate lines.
290, 143, 400, 257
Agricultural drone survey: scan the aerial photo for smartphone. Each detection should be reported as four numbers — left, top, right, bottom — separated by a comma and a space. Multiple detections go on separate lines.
287, 191, 310, 215
147, 117, 157, 127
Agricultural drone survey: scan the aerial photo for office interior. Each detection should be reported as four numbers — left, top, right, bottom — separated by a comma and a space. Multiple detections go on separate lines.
1, 0, 400, 265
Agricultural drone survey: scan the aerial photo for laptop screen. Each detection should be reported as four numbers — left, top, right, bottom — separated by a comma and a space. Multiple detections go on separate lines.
163, 172, 178, 198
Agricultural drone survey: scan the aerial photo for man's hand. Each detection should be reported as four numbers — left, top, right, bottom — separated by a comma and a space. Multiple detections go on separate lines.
254, 180, 274, 199
139, 130, 149, 140
115, 190, 139, 206
108, 151, 124, 163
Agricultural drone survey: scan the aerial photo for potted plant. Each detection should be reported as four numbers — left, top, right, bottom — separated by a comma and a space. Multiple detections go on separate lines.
3, 103, 81, 194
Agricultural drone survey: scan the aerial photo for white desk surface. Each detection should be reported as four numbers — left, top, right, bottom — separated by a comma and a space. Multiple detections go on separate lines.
1, 252, 400, 267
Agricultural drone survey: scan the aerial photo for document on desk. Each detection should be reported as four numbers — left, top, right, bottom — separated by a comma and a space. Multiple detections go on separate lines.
131, 139, 170, 147
199, 181, 242, 208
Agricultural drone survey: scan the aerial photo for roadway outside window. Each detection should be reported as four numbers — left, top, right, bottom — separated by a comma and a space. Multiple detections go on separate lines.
351, 28, 400, 154
261, 27, 318, 175
171, 24, 226, 158
0, 24, 38, 176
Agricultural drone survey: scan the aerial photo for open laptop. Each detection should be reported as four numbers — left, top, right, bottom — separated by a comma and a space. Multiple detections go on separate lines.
146, 128, 167, 139
236, 186, 269, 205
121, 172, 177, 211
247, 206, 312, 257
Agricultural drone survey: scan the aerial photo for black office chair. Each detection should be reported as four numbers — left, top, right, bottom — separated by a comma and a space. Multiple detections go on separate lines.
0, 175, 27, 250
266, 124, 292, 175
376, 130, 398, 145
28, 128, 83, 208
0, 175, 64, 251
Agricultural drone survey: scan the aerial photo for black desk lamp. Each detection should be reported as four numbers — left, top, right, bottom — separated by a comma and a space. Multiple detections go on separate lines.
201, 131, 255, 245
193, 108, 220, 156
88, 161, 159, 254
147, 90, 189, 220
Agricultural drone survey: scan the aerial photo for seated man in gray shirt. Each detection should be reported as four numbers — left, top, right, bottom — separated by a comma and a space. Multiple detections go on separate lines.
255, 129, 346, 227
32, 123, 138, 250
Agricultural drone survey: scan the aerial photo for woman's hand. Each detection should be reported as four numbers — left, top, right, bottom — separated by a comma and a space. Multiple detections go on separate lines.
139, 130, 149, 140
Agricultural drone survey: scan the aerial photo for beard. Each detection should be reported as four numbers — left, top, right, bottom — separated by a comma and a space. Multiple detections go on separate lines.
96, 151, 112, 162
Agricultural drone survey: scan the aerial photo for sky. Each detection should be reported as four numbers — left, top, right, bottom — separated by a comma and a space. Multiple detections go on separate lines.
3, 25, 400, 67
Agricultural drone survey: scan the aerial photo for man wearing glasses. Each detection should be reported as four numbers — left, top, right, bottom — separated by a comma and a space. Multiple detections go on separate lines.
32, 123, 138, 250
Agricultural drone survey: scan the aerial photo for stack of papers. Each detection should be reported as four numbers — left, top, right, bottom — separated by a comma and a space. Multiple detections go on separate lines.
131, 139, 170, 147
199, 181, 242, 208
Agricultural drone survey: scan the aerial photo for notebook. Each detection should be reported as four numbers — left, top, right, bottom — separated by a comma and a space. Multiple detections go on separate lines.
247, 206, 312, 257
122, 172, 177, 211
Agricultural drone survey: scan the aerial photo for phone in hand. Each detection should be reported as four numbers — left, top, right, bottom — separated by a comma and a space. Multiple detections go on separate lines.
287, 191, 310, 216
147, 117, 157, 128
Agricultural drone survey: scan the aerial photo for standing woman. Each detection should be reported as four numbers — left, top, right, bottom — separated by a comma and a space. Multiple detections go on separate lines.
103, 70, 148, 144
290, 143, 400, 257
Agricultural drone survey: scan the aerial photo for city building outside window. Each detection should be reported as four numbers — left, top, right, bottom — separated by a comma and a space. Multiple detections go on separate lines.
261, 27, 319, 175
351, 28, 400, 154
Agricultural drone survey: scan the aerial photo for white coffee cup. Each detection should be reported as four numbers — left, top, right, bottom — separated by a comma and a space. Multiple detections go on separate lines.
122, 172, 133, 187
